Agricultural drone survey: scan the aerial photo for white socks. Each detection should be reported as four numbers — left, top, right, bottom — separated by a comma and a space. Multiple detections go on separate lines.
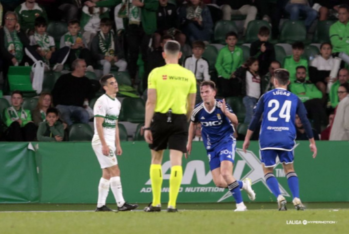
110, 176, 125, 207
97, 178, 110, 208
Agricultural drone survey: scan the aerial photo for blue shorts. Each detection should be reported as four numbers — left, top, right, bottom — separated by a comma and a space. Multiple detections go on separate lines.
260, 150, 294, 167
207, 141, 236, 171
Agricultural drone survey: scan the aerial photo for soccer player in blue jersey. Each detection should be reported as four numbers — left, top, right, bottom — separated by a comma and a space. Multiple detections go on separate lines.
243, 69, 317, 211
187, 81, 255, 212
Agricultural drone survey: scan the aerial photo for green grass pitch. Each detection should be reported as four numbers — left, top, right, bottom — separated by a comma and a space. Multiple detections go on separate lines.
0, 203, 347, 234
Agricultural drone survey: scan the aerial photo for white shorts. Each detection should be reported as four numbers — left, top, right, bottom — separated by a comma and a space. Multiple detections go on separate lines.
92, 140, 118, 169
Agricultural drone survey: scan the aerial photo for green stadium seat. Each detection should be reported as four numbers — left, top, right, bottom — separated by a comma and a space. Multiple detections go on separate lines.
89, 97, 98, 110
85, 71, 98, 80
118, 123, 128, 141
8, 66, 34, 92
47, 21, 68, 48
0, 90, 3, 98
237, 123, 249, 136
120, 97, 145, 123
42, 71, 61, 93
22, 98, 39, 112
0, 98, 10, 122
275, 45, 286, 66
231, 15, 246, 20
245, 20, 272, 43
303, 45, 320, 62
279, 20, 307, 44
213, 20, 239, 44
110, 71, 132, 86
313, 20, 335, 43
68, 123, 93, 141
226, 97, 245, 123
202, 45, 218, 72
133, 123, 145, 141
241, 45, 250, 62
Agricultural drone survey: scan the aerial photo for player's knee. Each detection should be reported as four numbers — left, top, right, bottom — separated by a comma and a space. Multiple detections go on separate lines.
220, 169, 231, 180
214, 181, 227, 188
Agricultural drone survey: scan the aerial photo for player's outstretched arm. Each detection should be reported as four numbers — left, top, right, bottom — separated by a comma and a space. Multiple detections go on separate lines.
243, 129, 254, 153
115, 121, 122, 156
95, 117, 110, 156
144, 89, 157, 144
186, 93, 197, 122
309, 138, 317, 159
186, 122, 195, 159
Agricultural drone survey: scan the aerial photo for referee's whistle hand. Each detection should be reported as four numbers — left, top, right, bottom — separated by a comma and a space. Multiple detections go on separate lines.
144, 131, 153, 144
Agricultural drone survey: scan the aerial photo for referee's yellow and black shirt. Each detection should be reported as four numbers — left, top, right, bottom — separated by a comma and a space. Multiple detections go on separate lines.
148, 64, 197, 114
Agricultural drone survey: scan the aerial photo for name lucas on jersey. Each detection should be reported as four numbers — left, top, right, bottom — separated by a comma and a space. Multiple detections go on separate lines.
273, 90, 290, 96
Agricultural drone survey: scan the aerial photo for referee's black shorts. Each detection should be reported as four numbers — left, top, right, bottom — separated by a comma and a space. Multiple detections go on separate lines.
149, 112, 188, 153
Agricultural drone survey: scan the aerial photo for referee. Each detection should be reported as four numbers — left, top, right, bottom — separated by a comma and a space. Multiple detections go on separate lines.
143, 40, 197, 212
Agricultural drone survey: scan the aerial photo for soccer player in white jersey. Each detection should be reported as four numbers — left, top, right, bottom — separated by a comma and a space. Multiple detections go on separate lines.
92, 74, 138, 212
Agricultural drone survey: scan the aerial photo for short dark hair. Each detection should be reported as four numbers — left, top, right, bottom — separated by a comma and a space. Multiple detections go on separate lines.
46, 107, 59, 116
338, 4, 349, 12
100, 18, 112, 26
292, 41, 304, 50
258, 26, 270, 36
320, 42, 332, 50
296, 66, 307, 72
100, 74, 115, 86
340, 83, 349, 93
200, 80, 217, 91
273, 69, 290, 85
192, 40, 205, 49
270, 60, 281, 67
162, 34, 173, 41
11, 90, 23, 97
35, 16, 47, 27
244, 57, 258, 68
164, 40, 181, 54
68, 19, 80, 26
225, 31, 238, 40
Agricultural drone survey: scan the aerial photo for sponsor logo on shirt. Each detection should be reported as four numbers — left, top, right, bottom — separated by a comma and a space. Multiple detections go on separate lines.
267, 126, 290, 131
162, 75, 167, 80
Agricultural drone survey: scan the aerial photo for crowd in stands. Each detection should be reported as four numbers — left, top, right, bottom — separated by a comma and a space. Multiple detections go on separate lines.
0, 0, 349, 142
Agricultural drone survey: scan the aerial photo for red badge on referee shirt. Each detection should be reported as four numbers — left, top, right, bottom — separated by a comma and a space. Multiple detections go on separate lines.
162, 75, 167, 80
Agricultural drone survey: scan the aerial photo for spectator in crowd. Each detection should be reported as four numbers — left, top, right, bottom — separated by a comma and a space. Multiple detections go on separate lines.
29, 17, 70, 72
143, 34, 172, 91
234, 57, 262, 124
295, 114, 319, 140
284, 42, 309, 82
86, 0, 159, 84
91, 18, 127, 75
330, 83, 349, 140
309, 42, 335, 96
253, 0, 278, 23
4, 91, 37, 141
321, 112, 335, 140
184, 40, 210, 83
36, 0, 79, 23
315, 0, 346, 21
157, 0, 179, 36
52, 59, 94, 126
215, 32, 244, 97
270, 0, 288, 39
81, 0, 110, 46
0, 11, 42, 94
218, 0, 257, 34
31, 92, 53, 126
284, 0, 317, 31
329, 68, 349, 108
179, 0, 213, 44
37, 107, 64, 142
15, 0, 48, 34
61, 20, 95, 72
262, 61, 281, 93
330, 4, 349, 62
250, 26, 275, 77
289, 66, 326, 133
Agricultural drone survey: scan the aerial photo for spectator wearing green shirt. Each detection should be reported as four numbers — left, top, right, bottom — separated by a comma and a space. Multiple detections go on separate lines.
15, 0, 48, 35
215, 32, 244, 97
289, 66, 326, 133
37, 107, 64, 142
329, 68, 349, 108
329, 5, 349, 57
283, 42, 309, 82
4, 91, 37, 141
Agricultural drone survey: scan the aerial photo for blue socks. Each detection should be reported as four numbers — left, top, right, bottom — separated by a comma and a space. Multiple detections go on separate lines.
228, 181, 243, 203
265, 173, 281, 197
286, 172, 299, 199
238, 180, 243, 189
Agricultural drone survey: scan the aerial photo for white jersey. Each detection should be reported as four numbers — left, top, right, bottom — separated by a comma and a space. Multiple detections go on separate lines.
92, 94, 121, 144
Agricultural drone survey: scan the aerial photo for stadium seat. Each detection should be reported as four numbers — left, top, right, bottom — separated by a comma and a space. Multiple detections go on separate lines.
85, 71, 98, 80
8, 66, 35, 94
133, 123, 145, 141
241, 45, 250, 62
245, 20, 272, 43
275, 45, 287, 66
313, 20, 335, 43
120, 97, 145, 123
202, 45, 218, 72
0, 90, 3, 98
46, 21, 68, 48
68, 123, 93, 141
279, 20, 307, 44
0, 98, 10, 122
118, 123, 128, 141
89, 97, 98, 110
110, 71, 132, 86
213, 20, 239, 44
225, 97, 245, 123
42, 71, 60, 92
22, 98, 39, 111
303, 45, 320, 62
237, 123, 249, 136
